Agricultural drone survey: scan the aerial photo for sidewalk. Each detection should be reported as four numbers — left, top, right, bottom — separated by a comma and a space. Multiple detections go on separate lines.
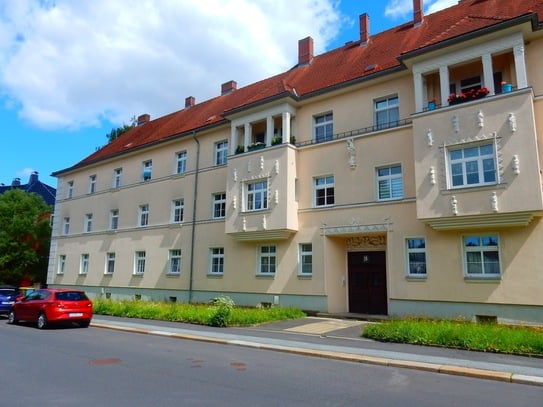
91, 315, 543, 387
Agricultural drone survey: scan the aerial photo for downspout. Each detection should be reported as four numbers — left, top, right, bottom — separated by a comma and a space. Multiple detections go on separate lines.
188, 131, 200, 303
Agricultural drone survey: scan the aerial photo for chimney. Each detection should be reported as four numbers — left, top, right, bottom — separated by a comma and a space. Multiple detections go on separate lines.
29, 171, 39, 184
360, 13, 369, 44
12, 178, 21, 186
185, 96, 195, 108
413, 0, 424, 26
221, 80, 237, 95
137, 114, 150, 126
298, 36, 313, 66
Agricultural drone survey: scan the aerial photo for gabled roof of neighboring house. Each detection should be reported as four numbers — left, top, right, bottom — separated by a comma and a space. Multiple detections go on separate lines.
55, 0, 543, 175
0, 172, 56, 207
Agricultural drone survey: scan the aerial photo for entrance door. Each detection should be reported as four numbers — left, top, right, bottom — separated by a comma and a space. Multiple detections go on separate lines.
348, 251, 387, 315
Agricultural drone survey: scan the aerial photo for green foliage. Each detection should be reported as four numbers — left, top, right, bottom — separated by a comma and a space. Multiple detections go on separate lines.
362, 318, 543, 356
106, 118, 136, 143
92, 299, 306, 327
0, 189, 51, 285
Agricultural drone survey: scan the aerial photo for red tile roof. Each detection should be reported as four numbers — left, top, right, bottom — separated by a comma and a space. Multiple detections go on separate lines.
63, 0, 543, 172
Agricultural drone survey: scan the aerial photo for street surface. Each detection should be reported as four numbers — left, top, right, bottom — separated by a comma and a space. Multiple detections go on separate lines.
1, 319, 542, 406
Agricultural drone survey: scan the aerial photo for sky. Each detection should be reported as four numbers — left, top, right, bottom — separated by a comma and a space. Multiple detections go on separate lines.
0, 0, 458, 188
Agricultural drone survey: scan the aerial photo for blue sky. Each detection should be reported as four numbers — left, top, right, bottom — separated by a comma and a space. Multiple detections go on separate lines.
0, 0, 457, 188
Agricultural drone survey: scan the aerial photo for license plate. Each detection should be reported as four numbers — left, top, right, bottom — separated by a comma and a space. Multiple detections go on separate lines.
69, 312, 83, 317
1, 301, 14, 305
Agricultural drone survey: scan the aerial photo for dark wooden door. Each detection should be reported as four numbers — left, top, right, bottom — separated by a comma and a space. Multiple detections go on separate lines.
348, 251, 387, 315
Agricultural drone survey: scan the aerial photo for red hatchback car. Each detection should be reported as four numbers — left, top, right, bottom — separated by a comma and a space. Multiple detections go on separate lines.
8, 288, 93, 329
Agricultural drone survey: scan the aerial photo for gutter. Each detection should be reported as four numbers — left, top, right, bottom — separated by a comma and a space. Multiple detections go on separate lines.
188, 131, 200, 303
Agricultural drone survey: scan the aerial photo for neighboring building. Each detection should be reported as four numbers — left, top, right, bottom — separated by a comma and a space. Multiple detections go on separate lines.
48, 0, 543, 323
0, 171, 56, 206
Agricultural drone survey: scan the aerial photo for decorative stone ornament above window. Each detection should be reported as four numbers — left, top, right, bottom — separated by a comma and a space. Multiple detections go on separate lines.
508, 113, 516, 132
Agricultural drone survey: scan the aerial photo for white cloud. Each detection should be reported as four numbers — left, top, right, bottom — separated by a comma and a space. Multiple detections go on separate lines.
0, 0, 341, 130
385, 0, 458, 19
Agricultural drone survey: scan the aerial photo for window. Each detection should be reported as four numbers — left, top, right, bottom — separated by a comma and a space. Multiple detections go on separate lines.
142, 160, 152, 181
315, 176, 334, 207
406, 238, 426, 277
213, 193, 226, 219
258, 245, 276, 275
209, 247, 224, 274
377, 165, 403, 200
139, 204, 149, 226
448, 143, 496, 188
215, 140, 228, 165
314, 112, 333, 142
134, 251, 146, 275
80, 254, 89, 275
84, 213, 93, 233
176, 151, 187, 174
110, 209, 119, 230
88, 175, 97, 194
299, 244, 312, 275
375, 96, 399, 129
58, 255, 66, 275
168, 249, 182, 274
246, 180, 268, 211
105, 252, 115, 274
113, 168, 122, 188
62, 217, 70, 235
66, 181, 74, 199
464, 235, 500, 277
172, 199, 184, 223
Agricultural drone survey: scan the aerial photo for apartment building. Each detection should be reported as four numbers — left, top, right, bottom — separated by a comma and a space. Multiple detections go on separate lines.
48, 0, 543, 323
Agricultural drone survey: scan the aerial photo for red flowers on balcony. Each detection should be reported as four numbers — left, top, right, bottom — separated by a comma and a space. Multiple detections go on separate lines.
448, 87, 489, 105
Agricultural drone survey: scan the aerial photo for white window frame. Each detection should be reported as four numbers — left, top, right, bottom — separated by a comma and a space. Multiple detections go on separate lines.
298, 243, 313, 276
314, 175, 335, 207
172, 199, 184, 223
176, 151, 187, 174
105, 252, 115, 274
258, 245, 276, 275
142, 160, 152, 181
57, 255, 66, 275
168, 249, 182, 275
134, 251, 146, 275
209, 247, 224, 275
109, 209, 119, 230
113, 168, 122, 188
463, 235, 501, 277
80, 254, 89, 275
62, 217, 70, 235
66, 181, 74, 199
213, 192, 226, 219
88, 175, 97, 194
406, 238, 427, 277
447, 142, 497, 189
139, 204, 149, 227
377, 164, 403, 201
375, 95, 399, 129
246, 180, 268, 211
215, 140, 228, 166
84, 213, 93, 233
314, 112, 333, 143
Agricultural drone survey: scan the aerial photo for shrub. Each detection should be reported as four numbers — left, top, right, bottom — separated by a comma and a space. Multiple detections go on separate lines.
208, 296, 235, 327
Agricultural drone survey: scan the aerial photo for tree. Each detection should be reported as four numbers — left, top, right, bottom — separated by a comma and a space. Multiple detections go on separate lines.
106, 116, 137, 142
0, 189, 52, 286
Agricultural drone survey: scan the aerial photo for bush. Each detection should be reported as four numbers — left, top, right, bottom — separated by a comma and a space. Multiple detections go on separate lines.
208, 296, 235, 327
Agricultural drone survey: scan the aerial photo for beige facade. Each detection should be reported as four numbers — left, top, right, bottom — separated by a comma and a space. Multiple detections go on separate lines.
48, 2, 543, 323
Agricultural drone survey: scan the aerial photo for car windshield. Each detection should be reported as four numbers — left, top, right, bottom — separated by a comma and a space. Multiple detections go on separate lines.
0, 289, 17, 297
55, 292, 89, 301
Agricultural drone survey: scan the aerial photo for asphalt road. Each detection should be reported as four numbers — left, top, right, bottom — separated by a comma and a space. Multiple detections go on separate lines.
2, 320, 542, 407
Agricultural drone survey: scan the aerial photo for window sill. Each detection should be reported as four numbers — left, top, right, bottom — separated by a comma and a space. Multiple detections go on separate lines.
441, 183, 506, 195
207, 273, 223, 278
464, 275, 501, 282
166, 273, 180, 277
406, 275, 427, 281
297, 274, 312, 279
256, 274, 275, 279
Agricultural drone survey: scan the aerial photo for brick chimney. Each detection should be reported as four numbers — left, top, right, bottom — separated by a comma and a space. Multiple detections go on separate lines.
137, 114, 150, 126
298, 36, 313, 66
221, 80, 237, 96
185, 96, 195, 108
12, 178, 21, 186
360, 13, 369, 44
29, 171, 39, 184
413, 0, 424, 26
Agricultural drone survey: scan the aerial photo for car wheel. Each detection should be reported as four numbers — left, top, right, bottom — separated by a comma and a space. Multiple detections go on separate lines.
7, 310, 18, 325
37, 312, 48, 329
80, 320, 90, 328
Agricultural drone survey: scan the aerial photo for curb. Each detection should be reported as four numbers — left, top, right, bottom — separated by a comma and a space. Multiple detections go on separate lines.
91, 322, 543, 387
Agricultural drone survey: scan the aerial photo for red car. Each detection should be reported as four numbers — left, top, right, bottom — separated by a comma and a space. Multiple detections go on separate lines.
8, 288, 92, 329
